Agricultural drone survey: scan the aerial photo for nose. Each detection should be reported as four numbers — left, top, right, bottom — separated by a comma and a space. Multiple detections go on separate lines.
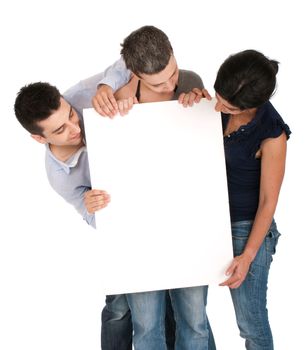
69, 121, 81, 134
165, 79, 176, 92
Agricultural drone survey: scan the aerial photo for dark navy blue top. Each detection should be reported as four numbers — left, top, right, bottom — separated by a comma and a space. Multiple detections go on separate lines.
222, 102, 291, 222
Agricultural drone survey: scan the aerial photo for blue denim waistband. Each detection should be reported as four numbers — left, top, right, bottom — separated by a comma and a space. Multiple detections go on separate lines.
231, 219, 277, 230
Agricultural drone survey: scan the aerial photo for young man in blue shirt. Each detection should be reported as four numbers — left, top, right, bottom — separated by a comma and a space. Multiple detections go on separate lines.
14, 68, 134, 350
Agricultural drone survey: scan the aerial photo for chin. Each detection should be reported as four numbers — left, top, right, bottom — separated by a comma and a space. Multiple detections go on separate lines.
70, 134, 81, 142
69, 138, 82, 146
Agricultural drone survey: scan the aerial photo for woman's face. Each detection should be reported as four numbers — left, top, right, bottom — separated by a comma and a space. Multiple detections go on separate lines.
214, 93, 242, 115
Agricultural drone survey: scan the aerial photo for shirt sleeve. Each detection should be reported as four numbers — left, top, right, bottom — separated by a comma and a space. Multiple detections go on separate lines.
48, 177, 96, 228
45, 154, 96, 228
174, 70, 204, 98
269, 117, 291, 140
69, 186, 96, 228
63, 58, 132, 111
261, 104, 291, 141
97, 57, 132, 91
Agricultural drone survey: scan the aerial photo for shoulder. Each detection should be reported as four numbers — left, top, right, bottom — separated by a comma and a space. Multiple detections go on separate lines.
179, 70, 203, 85
176, 70, 204, 93
258, 102, 291, 141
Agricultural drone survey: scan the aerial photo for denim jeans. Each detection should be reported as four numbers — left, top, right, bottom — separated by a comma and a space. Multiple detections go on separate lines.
100, 292, 178, 350
170, 287, 212, 350
101, 294, 132, 350
101, 291, 216, 350
230, 220, 281, 350
126, 286, 211, 350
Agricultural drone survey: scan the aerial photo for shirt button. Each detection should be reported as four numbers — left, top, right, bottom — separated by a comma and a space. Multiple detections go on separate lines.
228, 134, 231, 137
241, 128, 245, 132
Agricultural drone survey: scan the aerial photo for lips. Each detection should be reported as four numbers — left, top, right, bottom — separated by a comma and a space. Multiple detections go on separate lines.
70, 133, 81, 141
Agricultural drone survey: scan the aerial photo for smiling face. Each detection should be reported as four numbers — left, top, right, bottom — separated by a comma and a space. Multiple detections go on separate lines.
31, 98, 82, 147
137, 55, 179, 94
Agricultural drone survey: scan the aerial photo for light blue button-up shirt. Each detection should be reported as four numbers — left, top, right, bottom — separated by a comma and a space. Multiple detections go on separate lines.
45, 58, 131, 227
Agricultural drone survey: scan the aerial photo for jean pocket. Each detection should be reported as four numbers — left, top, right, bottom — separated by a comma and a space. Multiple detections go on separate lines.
265, 229, 281, 264
232, 235, 248, 257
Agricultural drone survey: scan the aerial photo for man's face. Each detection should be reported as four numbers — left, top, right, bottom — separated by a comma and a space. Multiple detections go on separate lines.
138, 55, 179, 94
32, 98, 82, 147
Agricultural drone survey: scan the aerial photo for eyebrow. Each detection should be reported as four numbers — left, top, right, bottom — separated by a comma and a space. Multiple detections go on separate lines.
52, 105, 73, 134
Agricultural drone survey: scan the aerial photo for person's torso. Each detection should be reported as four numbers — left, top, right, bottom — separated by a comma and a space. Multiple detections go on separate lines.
222, 101, 291, 222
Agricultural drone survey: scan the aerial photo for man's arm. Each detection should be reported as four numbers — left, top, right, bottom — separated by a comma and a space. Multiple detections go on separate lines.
92, 57, 132, 117
49, 181, 97, 228
113, 75, 139, 116
97, 57, 131, 92
45, 149, 110, 229
63, 58, 131, 117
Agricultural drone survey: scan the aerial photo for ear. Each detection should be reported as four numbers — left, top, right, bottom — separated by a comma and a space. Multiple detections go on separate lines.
31, 134, 47, 144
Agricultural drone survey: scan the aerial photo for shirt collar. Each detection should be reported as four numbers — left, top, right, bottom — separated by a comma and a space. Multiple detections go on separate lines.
45, 143, 86, 174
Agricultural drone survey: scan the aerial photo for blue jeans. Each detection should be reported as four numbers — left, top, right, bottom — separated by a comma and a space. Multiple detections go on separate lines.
230, 220, 281, 350
126, 286, 211, 350
101, 291, 216, 350
101, 294, 132, 350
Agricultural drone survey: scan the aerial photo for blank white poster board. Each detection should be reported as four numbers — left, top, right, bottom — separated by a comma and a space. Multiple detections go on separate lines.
83, 99, 233, 294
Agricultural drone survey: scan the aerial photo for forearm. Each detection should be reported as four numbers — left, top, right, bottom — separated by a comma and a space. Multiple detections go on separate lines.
48, 180, 95, 228
243, 200, 278, 261
97, 57, 131, 91
245, 133, 287, 261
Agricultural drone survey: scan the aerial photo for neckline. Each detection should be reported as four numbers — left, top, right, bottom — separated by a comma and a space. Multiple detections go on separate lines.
222, 103, 266, 138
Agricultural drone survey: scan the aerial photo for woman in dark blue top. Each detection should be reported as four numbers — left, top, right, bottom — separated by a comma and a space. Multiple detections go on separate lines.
181, 49, 291, 350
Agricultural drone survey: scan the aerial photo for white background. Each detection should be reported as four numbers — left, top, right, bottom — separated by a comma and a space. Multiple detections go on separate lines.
0, 0, 306, 349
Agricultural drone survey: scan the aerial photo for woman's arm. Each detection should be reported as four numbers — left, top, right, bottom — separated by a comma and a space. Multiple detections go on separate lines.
220, 132, 287, 288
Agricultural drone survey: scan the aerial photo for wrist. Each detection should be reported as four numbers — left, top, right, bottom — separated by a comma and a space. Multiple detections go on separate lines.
98, 83, 113, 92
242, 248, 256, 263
